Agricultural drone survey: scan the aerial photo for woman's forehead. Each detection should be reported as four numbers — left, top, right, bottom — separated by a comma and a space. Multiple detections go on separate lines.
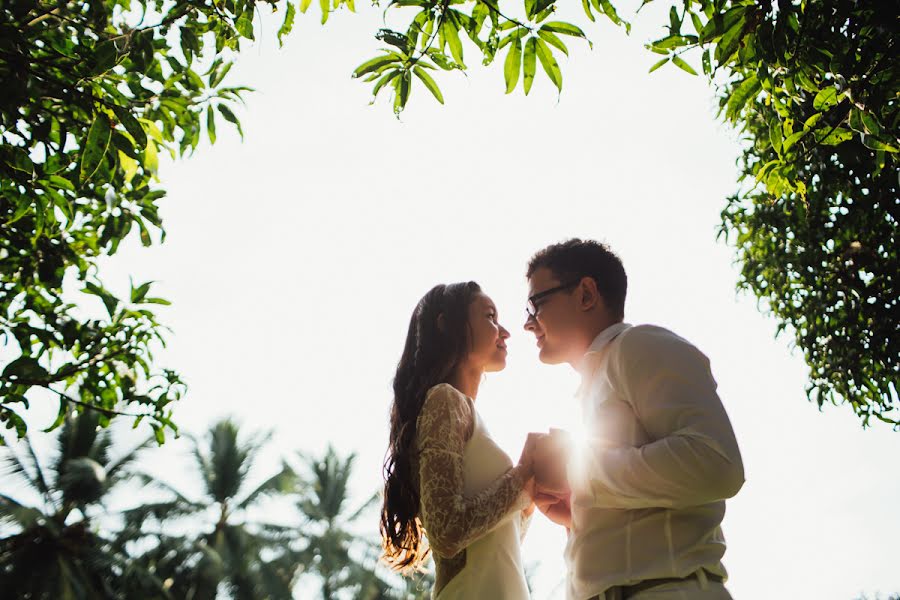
472, 292, 496, 310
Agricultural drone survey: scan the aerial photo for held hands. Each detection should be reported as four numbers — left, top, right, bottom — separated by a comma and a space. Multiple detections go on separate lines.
519, 429, 574, 529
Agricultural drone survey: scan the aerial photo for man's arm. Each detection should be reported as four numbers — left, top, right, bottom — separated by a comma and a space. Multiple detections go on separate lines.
582, 327, 744, 510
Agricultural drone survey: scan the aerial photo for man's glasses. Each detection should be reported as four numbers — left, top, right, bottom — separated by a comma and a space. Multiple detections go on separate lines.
526, 280, 581, 320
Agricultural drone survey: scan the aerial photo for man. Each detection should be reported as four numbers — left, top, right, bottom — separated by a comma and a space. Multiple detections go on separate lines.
524, 239, 744, 600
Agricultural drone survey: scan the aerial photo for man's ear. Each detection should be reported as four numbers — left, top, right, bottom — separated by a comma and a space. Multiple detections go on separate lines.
578, 277, 604, 312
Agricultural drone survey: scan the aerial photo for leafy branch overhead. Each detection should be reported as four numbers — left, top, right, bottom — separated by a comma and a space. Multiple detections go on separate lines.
347, 0, 597, 115
3, 0, 896, 435
319, 0, 897, 426
0, 1, 266, 443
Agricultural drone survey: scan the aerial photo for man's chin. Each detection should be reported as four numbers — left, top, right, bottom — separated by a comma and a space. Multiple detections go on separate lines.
538, 347, 566, 365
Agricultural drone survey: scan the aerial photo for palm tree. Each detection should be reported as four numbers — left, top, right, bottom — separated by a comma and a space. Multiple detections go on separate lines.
0, 409, 164, 599
294, 445, 401, 599
126, 418, 300, 600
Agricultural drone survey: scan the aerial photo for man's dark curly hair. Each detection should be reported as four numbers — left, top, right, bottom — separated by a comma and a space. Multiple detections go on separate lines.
526, 238, 627, 320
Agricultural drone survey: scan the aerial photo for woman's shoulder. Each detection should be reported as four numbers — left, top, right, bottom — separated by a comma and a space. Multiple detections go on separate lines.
419, 383, 474, 433
425, 382, 468, 402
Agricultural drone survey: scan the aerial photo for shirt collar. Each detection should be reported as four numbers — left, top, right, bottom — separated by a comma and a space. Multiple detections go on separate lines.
575, 322, 631, 396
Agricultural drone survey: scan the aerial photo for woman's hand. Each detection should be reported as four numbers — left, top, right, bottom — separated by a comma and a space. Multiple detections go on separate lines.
518, 432, 550, 477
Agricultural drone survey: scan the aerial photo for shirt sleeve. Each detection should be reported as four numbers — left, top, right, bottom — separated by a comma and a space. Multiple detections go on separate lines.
581, 327, 745, 510
416, 384, 531, 558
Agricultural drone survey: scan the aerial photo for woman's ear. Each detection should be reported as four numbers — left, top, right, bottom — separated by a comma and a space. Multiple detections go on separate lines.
436, 312, 446, 333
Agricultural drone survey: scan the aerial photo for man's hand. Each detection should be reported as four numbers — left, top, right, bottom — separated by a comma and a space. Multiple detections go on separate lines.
534, 487, 572, 529
533, 429, 572, 496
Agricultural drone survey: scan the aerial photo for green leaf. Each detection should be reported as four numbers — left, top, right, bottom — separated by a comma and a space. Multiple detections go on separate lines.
648, 57, 669, 73
815, 127, 853, 146
180, 26, 199, 64
236, 13, 255, 38
860, 112, 882, 136
596, 0, 624, 28
300, 0, 313, 12
812, 87, 838, 111
690, 11, 704, 35
860, 134, 899, 153
111, 105, 147, 150
210, 62, 234, 88
535, 38, 562, 92
217, 104, 243, 139
372, 70, 401, 98
6, 148, 34, 174
781, 131, 806, 153
725, 74, 760, 121
523, 37, 537, 95
699, 6, 745, 43
143, 140, 158, 176
671, 55, 698, 76
6, 197, 31, 226
79, 113, 112, 184
2, 356, 49, 383
46, 187, 73, 222
131, 281, 153, 303
278, 2, 297, 46
669, 6, 681, 32
48, 174, 75, 191
537, 30, 569, 56
504, 34, 522, 94
769, 120, 783, 155
581, 0, 595, 22
207, 105, 217, 145
541, 21, 587, 39
848, 108, 865, 134
443, 20, 465, 67
393, 71, 411, 115
413, 66, 444, 104
353, 54, 400, 79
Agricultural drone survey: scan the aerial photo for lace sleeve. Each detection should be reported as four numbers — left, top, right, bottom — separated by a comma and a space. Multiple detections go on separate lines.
416, 384, 530, 559
518, 508, 533, 542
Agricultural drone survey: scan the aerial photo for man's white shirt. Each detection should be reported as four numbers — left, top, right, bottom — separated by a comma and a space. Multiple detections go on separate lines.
564, 323, 744, 600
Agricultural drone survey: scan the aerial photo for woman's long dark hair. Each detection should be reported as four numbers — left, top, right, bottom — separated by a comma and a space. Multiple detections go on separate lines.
380, 281, 481, 573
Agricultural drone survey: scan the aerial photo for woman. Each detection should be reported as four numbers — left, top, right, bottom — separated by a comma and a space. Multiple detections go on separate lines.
380, 282, 537, 599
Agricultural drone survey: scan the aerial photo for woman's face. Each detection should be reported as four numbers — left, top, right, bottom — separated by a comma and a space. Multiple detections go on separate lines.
464, 292, 510, 373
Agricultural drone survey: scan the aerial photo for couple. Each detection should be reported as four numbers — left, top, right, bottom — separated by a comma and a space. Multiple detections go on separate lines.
379, 239, 745, 600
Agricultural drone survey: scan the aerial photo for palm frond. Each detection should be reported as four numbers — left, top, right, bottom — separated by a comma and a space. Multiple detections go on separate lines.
0, 492, 44, 528
2, 444, 50, 507
207, 419, 268, 504
105, 437, 154, 486
235, 462, 296, 510
120, 499, 204, 532
22, 437, 52, 501
134, 472, 200, 506
346, 491, 379, 524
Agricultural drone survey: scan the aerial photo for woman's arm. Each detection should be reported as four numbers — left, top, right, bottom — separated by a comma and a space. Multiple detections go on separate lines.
417, 384, 532, 558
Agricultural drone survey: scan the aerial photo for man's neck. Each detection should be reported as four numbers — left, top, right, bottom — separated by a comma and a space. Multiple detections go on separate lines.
567, 319, 621, 370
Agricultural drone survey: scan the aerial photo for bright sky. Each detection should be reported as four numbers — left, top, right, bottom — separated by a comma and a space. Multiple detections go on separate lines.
10, 2, 900, 599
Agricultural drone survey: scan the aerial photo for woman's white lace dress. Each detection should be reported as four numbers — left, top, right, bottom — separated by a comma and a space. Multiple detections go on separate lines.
413, 383, 532, 599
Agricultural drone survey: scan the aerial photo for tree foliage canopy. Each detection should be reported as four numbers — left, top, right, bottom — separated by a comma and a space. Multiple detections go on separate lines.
1, 0, 897, 434
0, 0, 265, 442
